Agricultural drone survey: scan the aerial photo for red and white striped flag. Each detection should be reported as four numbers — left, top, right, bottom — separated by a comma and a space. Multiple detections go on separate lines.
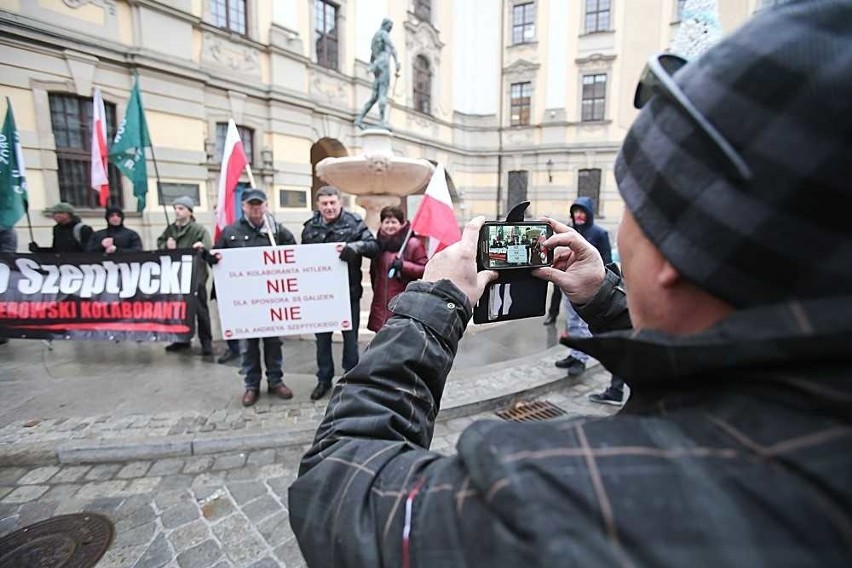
410, 163, 460, 257
214, 119, 248, 241
90, 87, 110, 207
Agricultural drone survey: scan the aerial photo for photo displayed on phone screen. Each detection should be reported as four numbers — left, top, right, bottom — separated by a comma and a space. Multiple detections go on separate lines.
484, 224, 552, 269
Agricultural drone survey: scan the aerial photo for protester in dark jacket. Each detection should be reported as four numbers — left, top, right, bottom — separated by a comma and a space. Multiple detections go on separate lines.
300, 185, 379, 401
554, 195, 613, 376
28, 202, 93, 253
217, 189, 297, 407
289, 3, 852, 566
367, 206, 427, 332
86, 206, 143, 253
157, 196, 214, 356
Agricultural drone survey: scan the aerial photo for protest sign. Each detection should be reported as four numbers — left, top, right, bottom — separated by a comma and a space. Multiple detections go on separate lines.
212, 243, 351, 339
0, 250, 198, 341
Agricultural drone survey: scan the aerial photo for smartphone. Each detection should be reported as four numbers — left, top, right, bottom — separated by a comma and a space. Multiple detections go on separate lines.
478, 222, 554, 270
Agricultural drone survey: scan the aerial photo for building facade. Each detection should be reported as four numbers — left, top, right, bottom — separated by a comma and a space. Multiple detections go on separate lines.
0, 0, 764, 247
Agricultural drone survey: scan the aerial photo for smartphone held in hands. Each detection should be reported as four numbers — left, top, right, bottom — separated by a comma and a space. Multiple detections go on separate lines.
477, 222, 554, 270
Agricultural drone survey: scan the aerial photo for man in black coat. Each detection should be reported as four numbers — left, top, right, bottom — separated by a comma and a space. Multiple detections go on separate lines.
86, 206, 143, 254
28, 202, 93, 253
289, 3, 852, 566
301, 185, 378, 401
216, 189, 297, 407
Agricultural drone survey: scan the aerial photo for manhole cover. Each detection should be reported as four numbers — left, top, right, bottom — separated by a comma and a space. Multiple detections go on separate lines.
496, 400, 567, 422
0, 512, 113, 568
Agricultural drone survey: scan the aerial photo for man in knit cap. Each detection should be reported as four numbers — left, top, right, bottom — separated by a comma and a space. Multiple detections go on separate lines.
157, 196, 214, 356
290, 2, 852, 565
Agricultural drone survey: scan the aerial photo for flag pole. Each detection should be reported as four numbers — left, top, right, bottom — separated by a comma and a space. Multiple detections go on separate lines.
146, 143, 170, 226
388, 224, 413, 279
244, 164, 276, 247
24, 206, 34, 243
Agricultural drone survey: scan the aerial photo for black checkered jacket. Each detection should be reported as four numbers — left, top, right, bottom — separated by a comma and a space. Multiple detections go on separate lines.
289, 276, 852, 567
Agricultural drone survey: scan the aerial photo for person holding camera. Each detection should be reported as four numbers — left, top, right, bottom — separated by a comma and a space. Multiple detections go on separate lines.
301, 186, 379, 401
367, 206, 427, 333
289, 3, 852, 565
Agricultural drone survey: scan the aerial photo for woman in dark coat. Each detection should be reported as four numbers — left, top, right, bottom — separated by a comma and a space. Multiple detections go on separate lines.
367, 206, 428, 332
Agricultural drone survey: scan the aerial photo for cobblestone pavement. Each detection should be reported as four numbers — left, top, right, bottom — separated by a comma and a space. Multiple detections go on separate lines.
0, 372, 620, 567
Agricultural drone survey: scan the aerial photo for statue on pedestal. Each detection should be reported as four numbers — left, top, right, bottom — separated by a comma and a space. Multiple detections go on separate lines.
354, 18, 400, 130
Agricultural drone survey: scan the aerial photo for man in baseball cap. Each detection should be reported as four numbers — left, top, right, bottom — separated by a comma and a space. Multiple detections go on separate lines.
29, 202, 93, 253
289, 2, 852, 565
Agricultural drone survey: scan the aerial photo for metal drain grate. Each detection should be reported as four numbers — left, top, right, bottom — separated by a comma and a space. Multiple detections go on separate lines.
0, 512, 114, 568
496, 400, 567, 422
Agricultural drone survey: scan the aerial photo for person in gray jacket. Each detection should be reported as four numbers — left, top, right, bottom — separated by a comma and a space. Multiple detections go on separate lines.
289, 3, 852, 566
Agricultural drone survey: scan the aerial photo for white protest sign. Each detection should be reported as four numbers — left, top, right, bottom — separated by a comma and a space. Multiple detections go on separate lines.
212, 243, 351, 339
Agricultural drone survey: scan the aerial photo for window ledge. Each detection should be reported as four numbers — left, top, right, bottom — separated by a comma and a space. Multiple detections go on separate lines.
509, 40, 539, 48
579, 30, 614, 37
576, 119, 612, 126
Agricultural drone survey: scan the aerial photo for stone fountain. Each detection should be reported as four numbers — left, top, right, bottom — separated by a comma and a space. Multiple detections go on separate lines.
315, 129, 434, 231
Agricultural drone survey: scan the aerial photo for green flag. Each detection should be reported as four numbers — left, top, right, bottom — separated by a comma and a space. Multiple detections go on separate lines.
0, 98, 29, 229
109, 77, 151, 212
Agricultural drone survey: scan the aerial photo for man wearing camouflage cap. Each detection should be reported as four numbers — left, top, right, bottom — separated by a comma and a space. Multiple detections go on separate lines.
290, 2, 852, 565
28, 202, 93, 253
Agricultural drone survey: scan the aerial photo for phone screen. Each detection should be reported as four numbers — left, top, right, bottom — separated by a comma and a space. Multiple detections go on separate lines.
480, 223, 553, 269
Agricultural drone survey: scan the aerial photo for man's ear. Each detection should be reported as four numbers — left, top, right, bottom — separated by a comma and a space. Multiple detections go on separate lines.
658, 259, 682, 288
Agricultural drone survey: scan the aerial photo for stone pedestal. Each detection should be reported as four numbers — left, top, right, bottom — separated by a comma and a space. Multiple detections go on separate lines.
316, 129, 433, 232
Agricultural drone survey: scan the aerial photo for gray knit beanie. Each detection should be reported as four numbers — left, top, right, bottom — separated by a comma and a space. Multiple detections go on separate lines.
615, 0, 852, 307
172, 196, 195, 211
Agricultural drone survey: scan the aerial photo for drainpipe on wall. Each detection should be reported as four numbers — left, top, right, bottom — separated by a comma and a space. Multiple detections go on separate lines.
496, 0, 506, 219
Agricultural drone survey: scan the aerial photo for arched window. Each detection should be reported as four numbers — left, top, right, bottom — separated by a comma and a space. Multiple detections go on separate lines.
413, 55, 432, 115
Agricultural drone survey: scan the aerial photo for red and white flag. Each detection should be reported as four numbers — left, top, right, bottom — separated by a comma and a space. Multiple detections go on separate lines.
410, 163, 460, 257
214, 119, 248, 241
90, 87, 110, 207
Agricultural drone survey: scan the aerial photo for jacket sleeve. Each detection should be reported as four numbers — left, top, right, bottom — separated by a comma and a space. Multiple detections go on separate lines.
80, 225, 95, 251
277, 226, 296, 246
573, 268, 631, 333
126, 230, 143, 252
351, 217, 379, 259
199, 226, 212, 249
156, 227, 170, 250
85, 230, 103, 252
401, 237, 428, 280
290, 280, 481, 567
595, 229, 612, 265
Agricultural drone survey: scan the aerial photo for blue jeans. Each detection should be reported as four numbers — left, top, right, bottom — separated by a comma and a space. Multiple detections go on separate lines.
315, 299, 360, 385
243, 336, 283, 390
561, 295, 591, 363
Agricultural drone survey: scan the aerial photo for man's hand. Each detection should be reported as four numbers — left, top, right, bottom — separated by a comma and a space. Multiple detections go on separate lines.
28, 242, 39, 253
166, 237, 177, 250
533, 217, 606, 304
423, 216, 497, 307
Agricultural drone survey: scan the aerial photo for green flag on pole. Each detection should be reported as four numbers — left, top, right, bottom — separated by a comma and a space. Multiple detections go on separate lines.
109, 77, 151, 212
0, 98, 29, 229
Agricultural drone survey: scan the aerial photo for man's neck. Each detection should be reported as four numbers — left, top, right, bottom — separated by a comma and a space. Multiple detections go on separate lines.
174, 218, 190, 227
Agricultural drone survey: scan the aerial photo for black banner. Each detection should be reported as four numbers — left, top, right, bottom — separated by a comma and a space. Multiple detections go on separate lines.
0, 250, 198, 341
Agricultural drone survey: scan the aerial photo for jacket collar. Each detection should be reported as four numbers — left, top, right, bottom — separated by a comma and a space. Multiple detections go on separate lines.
566, 295, 852, 387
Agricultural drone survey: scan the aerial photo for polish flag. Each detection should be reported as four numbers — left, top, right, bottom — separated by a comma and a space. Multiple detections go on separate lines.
90, 88, 110, 207
410, 163, 460, 257
214, 119, 248, 241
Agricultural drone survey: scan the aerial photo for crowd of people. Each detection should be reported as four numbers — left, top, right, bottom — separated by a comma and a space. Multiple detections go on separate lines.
0, 186, 436, 407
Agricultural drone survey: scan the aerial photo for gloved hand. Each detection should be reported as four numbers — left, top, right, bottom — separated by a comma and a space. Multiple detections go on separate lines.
387, 257, 403, 279
200, 247, 219, 266
339, 244, 360, 262
28, 242, 39, 253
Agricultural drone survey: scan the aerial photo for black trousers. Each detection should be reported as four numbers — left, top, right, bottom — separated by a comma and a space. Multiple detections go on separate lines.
547, 286, 561, 318
195, 284, 212, 343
